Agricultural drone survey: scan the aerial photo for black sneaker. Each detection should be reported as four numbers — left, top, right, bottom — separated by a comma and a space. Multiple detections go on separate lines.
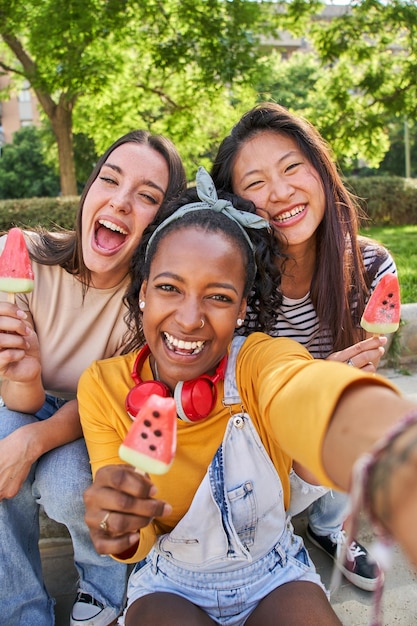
306, 525, 382, 592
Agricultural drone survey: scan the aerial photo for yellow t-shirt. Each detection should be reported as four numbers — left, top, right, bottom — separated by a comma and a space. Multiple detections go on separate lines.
78, 332, 398, 562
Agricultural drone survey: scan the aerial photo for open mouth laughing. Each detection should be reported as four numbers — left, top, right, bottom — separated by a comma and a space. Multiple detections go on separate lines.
164, 332, 205, 356
95, 219, 128, 250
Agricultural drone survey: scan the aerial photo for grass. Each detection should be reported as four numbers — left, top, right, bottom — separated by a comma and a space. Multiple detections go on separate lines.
360, 225, 417, 304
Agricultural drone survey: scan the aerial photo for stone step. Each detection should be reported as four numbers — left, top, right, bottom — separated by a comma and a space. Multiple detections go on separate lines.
40, 506, 70, 541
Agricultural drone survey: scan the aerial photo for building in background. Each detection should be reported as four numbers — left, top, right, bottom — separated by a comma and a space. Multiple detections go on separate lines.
0, 74, 40, 153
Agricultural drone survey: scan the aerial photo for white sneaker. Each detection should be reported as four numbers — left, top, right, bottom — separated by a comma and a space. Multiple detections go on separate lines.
70, 591, 119, 626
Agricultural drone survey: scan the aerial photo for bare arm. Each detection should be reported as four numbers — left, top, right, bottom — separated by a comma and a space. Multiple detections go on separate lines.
0, 399, 83, 500
323, 385, 417, 567
322, 386, 414, 490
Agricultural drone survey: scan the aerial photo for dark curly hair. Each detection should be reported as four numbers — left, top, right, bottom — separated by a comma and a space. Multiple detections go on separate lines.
123, 186, 283, 352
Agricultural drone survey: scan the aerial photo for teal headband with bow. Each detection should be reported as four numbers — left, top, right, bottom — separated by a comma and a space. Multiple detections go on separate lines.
145, 166, 270, 261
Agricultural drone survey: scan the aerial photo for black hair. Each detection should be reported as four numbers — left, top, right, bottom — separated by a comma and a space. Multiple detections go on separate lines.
211, 102, 386, 351
123, 186, 282, 351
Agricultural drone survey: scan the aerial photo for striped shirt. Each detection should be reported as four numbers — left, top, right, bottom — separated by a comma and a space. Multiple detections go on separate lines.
240, 243, 397, 359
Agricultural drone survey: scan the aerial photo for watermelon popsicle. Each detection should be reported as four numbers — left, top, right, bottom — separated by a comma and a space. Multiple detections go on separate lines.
0, 228, 34, 303
361, 273, 401, 335
119, 394, 177, 475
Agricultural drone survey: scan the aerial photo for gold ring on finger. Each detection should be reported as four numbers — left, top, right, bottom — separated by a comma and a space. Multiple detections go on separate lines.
99, 511, 111, 532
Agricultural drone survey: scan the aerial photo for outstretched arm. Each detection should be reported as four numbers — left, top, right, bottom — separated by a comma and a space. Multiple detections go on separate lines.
323, 385, 417, 567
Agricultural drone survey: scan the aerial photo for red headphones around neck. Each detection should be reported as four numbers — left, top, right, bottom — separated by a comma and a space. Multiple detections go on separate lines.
125, 345, 227, 423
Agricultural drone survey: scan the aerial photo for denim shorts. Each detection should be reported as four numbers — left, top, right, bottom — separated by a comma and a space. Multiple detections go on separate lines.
121, 520, 325, 625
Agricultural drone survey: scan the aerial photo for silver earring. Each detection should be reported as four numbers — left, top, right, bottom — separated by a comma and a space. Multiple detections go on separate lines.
236, 318, 243, 327
139, 300, 145, 310
200, 319, 205, 329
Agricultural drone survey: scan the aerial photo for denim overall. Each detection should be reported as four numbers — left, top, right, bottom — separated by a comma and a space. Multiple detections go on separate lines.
122, 337, 325, 626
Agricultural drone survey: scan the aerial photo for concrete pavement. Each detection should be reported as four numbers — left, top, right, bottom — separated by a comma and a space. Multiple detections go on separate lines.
41, 364, 417, 625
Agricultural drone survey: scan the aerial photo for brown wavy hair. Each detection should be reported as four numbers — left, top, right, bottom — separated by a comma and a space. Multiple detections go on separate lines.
26, 130, 187, 290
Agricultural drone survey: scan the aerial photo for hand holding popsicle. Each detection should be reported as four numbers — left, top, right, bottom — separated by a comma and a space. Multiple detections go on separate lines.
0, 228, 34, 303
327, 335, 387, 372
0, 306, 41, 384
0, 230, 40, 390
82, 395, 176, 556
361, 274, 401, 336
83, 462, 172, 557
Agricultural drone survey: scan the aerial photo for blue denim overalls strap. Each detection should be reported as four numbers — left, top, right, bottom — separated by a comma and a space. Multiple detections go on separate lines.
225, 337, 329, 519
156, 336, 287, 570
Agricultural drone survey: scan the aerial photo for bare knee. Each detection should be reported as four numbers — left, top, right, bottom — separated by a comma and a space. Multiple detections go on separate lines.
125, 592, 215, 626
246, 581, 342, 626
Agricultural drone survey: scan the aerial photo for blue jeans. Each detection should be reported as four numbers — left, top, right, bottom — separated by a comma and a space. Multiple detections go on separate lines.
308, 490, 350, 536
0, 396, 127, 626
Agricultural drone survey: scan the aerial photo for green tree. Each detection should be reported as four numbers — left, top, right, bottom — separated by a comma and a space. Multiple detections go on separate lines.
73, 63, 259, 177
0, 0, 279, 193
0, 125, 60, 199
298, 0, 417, 170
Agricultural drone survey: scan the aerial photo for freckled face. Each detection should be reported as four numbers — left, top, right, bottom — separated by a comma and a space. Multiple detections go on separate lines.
81, 142, 169, 288
232, 131, 326, 250
140, 227, 247, 390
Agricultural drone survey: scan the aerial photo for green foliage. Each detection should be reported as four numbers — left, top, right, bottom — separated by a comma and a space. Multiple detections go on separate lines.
0, 0, 276, 189
304, 0, 417, 164
346, 176, 417, 226
0, 126, 60, 199
0, 0, 131, 95
254, 51, 322, 109
249, 50, 392, 170
359, 225, 417, 304
255, 0, 417, 171
2, 0, 417, 186
0, 196, 79, 231
376, 118, 417, 178
72, 133, 99, 191
74, 68, 258, 179
128, 0, 266, 85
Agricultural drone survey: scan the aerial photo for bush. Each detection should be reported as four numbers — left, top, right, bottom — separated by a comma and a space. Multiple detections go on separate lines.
345, 176, 417, 226
0, 126, 61, 199
1, 176, 417, 232
0, 196, 79, 232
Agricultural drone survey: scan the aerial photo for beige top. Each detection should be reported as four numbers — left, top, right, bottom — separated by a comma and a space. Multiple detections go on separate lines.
0, 234, 131, 399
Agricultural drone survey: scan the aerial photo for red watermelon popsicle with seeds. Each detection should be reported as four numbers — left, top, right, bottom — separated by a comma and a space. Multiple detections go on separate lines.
0, 228, 34, 303
119, 394, 177, 474
361, 274, 401, 335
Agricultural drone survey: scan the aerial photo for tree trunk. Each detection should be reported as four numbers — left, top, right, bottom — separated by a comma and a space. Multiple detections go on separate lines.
0, 32, 78, 196
50, 101, 77, 196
